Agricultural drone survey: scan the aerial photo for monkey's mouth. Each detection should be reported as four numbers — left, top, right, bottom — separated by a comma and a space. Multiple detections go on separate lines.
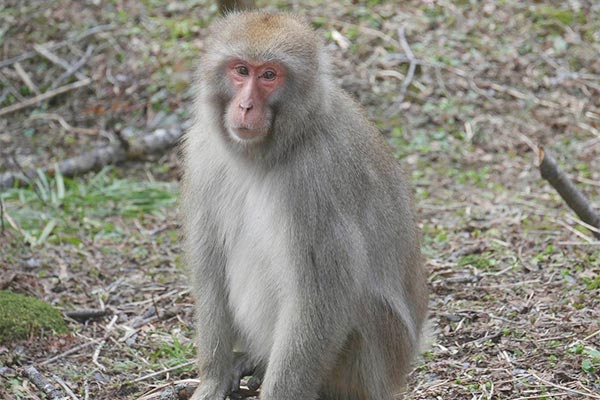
230, 126, 268, 141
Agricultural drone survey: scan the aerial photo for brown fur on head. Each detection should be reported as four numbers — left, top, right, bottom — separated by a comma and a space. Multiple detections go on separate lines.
195, 11, 333, 163
200, 11, 327, 97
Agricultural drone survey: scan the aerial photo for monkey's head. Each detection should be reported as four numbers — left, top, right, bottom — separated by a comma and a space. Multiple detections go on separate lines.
199, 11, 330, 150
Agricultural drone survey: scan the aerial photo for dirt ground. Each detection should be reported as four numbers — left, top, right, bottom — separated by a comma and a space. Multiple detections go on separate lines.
1, 1, 599, 399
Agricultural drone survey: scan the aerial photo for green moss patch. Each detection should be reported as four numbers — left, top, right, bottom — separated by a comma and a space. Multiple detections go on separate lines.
0, 290, 68, 344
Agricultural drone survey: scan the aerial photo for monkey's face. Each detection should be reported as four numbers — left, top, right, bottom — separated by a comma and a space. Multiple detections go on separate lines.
223, 59, 286, 143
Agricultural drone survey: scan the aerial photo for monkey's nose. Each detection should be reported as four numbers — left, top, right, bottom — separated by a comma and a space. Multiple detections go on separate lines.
239, 101, 253, 111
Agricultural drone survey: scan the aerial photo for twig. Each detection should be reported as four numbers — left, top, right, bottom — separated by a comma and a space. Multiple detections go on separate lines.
538, 147, 600, 239
132, 360, 195, 383
558, 220, 594, 243
0, 70, 24, 101
52, 45, 94, 89
14, 62, 40, 95
33, 44, 88, 81
575, 176, 600, 187
529, 372, 600, 399
0, 198, 5, 235
137, 379, 200, 400
30, 113, 98, 135
39, 340, 97, 366
397, 26, 417, 103
1, 207, 26, 237
565, 214, 600, 235
0, 24, 114, 69
92, 315, 118, 371
513, 393, 571, 399
23, 366, 66, 400
582, 329, 600, 342
0, 78, 92, 117
52, 374, 80, 400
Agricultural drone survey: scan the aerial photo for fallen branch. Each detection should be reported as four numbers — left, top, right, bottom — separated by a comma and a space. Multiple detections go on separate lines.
538, 147, 600, 239
0, 125, 183, 189
65, 308, 110, 322
23, 365, 66, 400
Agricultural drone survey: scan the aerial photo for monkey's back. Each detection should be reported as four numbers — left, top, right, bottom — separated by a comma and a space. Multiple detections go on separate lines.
282, 87, 428, 349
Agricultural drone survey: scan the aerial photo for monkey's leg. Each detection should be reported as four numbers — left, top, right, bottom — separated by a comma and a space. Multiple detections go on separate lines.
260, 303, 351, 400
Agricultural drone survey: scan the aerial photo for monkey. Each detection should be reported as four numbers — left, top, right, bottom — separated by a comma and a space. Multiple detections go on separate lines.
180, 11, 428, 400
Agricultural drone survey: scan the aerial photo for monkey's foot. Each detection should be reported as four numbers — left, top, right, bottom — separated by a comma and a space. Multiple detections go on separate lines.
229, 352, 264, 394
189, 379, 228, 400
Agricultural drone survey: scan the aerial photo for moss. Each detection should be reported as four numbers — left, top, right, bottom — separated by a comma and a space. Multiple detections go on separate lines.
0, 290, 68, 344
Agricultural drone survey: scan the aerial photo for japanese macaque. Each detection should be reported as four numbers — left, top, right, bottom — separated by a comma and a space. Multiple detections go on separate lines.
180, 11, 428, 400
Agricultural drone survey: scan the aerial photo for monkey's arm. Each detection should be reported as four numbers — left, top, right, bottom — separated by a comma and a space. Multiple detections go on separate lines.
185, 220, 236, 400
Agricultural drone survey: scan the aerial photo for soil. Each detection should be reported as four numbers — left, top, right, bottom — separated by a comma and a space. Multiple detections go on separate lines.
0, 1, 599, 399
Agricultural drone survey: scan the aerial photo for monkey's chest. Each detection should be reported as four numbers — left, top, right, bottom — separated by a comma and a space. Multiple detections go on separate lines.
221, 184, 291, 359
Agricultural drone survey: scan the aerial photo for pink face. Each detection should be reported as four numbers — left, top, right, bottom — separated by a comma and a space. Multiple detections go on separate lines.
225, 59, 285, 141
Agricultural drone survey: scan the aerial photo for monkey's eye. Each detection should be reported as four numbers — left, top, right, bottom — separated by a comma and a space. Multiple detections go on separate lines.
261, 70, 277, 80
235, 65, 249, 76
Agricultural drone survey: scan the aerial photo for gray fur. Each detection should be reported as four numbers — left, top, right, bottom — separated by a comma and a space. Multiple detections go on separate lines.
181, 11, 428, 400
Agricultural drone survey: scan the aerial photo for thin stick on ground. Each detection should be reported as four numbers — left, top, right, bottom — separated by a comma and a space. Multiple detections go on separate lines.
0, 78, 92, 117
52, 374, 80, 400
538, 147, 600, 239
29, 113, 99, 135
0, 198, 4, 235
0, 24, 114, 69
0, 70, 25, 101
14, 61, 41, 95
132, 360, 196, 383
39, 340, 97, 366
23, 366, 66, 400
397, 26, 418, 103
52, 44, 95, 89
35, 43, 86, 78
529, 371, 600, 399
92, 315, 118, 371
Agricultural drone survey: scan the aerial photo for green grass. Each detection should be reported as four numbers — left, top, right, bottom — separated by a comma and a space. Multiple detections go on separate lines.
1, 167, 178, 246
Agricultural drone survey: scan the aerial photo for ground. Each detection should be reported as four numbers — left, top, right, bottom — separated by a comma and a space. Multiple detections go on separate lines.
0, 1, 599, 399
